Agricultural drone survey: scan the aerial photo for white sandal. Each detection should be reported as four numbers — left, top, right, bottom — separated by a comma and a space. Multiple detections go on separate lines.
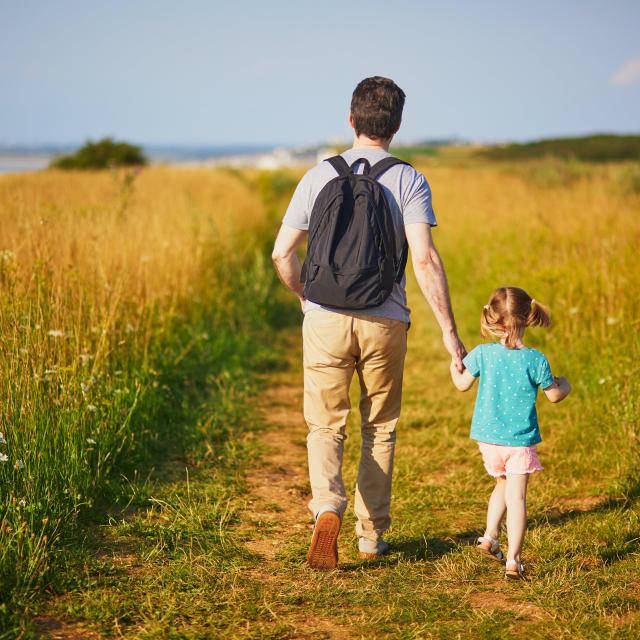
505, 560, 525, 579
476, 535, 505, 562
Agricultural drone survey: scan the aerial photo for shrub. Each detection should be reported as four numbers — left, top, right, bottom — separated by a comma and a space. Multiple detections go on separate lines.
50, 138, 147, 170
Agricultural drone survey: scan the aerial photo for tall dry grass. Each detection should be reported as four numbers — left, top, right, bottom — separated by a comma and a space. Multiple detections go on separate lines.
0, 167, 280, 613
411, 161, 640, 494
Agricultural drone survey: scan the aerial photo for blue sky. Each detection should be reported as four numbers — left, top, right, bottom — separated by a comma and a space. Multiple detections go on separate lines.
1, 0, 639, 146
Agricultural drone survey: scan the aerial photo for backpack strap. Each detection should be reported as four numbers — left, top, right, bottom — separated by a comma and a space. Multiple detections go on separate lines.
350, 158, 371, 175
368, 156, 410, 180
395, 240, 409, 284
325, 155, 351, 176
368, 156, 412, 284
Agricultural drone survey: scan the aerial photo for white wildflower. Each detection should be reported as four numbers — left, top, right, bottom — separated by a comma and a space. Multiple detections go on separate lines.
87, 404, 97, 412
18, 498, 26, 507
606, 317, 619, 326
125, 323, 135, 333
86, 437, 96, 445
598, 378, 606, 385
0, 250, 15, 262
47, 329, 65, 338
80, 382, 89, 394
201, 332, 210, 341
15, 459, 24, 470
0, 432, 5, 445
569, 307, 579, 315
0, 453, 8, 462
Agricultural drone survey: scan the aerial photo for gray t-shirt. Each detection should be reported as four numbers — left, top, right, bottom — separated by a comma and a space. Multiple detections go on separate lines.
282, 147, 437, 323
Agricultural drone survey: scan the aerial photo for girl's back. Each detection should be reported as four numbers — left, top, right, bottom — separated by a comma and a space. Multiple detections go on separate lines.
464, 342, 553, 447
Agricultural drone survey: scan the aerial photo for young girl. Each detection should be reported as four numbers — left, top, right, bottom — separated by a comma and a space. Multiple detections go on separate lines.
450, 286, 571, 579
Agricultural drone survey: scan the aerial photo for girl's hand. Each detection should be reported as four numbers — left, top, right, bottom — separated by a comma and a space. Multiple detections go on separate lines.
544, 376, 572, 403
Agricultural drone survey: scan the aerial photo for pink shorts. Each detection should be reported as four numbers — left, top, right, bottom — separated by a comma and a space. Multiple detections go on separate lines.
478, 442, 543, 477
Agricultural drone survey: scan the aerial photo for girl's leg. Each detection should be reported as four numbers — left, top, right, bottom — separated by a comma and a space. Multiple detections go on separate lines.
484, 477, 506, 540
504, 473, 529, 562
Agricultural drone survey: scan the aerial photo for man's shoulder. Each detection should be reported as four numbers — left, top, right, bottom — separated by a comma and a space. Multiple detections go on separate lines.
297, 159, 339, 191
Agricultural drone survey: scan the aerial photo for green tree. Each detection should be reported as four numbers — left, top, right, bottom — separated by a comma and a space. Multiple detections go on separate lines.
50, 138, 147, 170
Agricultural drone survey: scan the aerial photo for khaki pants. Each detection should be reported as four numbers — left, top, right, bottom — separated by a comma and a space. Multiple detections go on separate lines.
303, 310, 408, 542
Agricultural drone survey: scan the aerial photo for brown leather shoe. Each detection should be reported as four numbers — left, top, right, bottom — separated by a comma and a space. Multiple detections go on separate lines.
307, 511, 341, 570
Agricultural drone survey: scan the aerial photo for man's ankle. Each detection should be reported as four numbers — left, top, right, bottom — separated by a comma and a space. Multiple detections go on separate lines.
315, 504, 341, 520
358, 537, 389, 555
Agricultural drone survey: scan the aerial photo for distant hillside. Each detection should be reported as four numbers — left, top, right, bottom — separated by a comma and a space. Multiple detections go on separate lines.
478, 134, 640, 162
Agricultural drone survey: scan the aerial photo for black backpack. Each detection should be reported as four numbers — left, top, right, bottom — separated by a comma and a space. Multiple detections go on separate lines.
300, 155, 410, 310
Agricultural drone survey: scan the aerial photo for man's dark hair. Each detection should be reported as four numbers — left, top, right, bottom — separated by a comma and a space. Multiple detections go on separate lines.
350, 76, 406, 140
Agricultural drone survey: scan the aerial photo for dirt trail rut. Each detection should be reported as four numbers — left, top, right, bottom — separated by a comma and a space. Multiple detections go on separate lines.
243, 379, 311, 560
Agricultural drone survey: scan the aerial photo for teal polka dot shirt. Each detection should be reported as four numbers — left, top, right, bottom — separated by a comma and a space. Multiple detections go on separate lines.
462, 343, 555, 446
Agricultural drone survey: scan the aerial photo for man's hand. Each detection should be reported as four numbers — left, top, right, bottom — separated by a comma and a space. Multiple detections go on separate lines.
443, 329, 467, 372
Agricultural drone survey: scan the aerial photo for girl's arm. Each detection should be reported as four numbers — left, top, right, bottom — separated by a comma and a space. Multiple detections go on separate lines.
543, 376, 572, 403
450, 360, 477, 391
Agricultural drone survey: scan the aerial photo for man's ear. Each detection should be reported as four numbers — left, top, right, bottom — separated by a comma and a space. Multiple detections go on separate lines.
348, 112, 355, 131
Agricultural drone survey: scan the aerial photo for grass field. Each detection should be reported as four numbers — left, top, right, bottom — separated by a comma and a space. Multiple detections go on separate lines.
2, 159, 639, 638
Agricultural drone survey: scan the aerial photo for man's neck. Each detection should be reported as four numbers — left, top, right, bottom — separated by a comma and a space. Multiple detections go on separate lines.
351, 135, 391, 152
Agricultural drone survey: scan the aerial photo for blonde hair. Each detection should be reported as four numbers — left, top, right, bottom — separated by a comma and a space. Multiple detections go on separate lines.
481, 287, 551, 349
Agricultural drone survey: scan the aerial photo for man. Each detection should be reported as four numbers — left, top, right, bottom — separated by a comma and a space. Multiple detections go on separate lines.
272, 76, 465, 570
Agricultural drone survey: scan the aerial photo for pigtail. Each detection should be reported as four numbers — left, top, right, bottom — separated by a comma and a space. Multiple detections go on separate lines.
527, 299, 551, 328
480, 304, 500, 340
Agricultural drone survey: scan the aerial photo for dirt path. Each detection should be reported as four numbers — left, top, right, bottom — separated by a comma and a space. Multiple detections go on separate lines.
242, 377, 311, 560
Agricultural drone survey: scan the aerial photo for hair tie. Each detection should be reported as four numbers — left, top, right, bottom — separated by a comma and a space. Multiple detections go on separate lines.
483, 304, 490, 310
531, 298, 537, 306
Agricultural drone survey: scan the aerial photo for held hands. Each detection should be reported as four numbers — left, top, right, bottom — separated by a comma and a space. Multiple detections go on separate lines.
449, 357, 476, 391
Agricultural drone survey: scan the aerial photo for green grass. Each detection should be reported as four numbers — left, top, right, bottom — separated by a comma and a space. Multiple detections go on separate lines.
0, 167, 297, 636
477, 134, 640, 163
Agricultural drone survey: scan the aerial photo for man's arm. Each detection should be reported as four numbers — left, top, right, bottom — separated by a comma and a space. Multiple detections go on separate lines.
272, 224, 308, 307
405, 223, 466, 371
